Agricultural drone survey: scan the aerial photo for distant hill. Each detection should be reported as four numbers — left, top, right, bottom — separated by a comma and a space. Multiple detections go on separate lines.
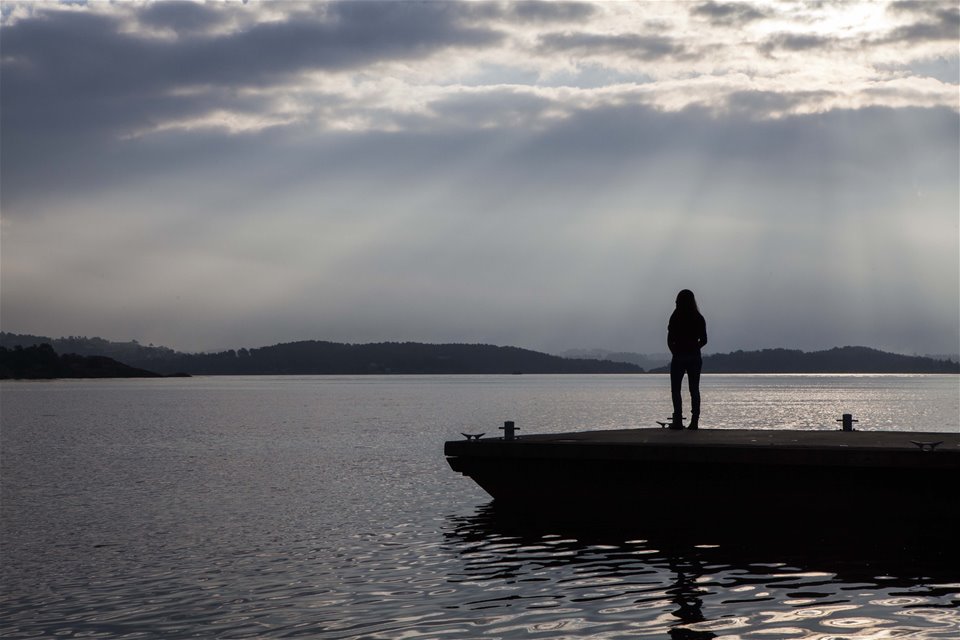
0, 344, 166, 379
0, 333, 642, 375
647, 346, 959, 374
0, 332, 177, 366
561, 348, 670, 371
2, 333, 956, 375
128, 341, 643, 375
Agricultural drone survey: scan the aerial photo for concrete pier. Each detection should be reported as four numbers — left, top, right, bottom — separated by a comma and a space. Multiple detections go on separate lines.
445, 428, 959, 521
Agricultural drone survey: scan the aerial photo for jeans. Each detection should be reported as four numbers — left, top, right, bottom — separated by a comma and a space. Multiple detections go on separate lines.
670, 353, 702, 422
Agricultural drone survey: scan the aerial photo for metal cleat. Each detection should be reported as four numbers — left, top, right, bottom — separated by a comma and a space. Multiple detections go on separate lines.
910, 440, 943, 452
461, 433, 485, 441
659, 417, 684, 430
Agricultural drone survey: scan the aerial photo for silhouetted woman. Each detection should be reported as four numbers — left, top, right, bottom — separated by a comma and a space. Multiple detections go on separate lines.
668, 290, 707, 430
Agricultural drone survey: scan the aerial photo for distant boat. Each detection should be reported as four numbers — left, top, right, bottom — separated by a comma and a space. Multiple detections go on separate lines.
445, 427, 960, 524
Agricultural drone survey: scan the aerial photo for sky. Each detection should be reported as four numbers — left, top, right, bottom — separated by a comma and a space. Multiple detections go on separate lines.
1, 0, 958, 356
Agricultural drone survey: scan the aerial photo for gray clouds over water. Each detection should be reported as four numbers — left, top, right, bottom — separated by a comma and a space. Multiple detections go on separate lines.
1, 1, 957, 355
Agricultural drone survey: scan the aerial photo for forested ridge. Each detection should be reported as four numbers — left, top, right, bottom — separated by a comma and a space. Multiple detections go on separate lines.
0, 344, 165, 379
0, 335, 641, 376
649, 346, 958, 374
2, 333, 956, 377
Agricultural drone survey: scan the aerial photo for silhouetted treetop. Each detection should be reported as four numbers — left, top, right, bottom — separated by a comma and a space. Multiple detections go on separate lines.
0, 344, 165, 379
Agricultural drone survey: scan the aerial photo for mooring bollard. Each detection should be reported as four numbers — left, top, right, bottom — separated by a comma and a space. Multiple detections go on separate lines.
837, 413, 858, 431
500, 420, 519, 441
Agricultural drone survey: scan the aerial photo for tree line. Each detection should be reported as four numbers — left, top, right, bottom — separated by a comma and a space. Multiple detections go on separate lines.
648, 346, 959, 374
1, 332, 956, 377
0, 344, 166, 379
0, 335, 642, 376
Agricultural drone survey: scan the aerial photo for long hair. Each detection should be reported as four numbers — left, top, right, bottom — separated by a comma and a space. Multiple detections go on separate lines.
675, 289, 699, 315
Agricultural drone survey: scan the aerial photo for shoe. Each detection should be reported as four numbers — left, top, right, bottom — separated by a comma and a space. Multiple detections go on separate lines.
687, 420, 698, 430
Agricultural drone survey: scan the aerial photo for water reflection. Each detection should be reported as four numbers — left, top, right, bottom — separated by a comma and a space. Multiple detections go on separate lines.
666, 552, 716, 640
444, 502, 960, 639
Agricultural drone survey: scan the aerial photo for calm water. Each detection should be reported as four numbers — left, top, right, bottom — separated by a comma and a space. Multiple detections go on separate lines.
2, 374, 958, 639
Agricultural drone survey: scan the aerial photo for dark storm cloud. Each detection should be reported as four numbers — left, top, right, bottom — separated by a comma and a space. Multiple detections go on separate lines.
537, 32, 693, 61
0, 2, 504, 212
883, 1, 959, 43
2, 2, 502, 91
690, 1, 770, 27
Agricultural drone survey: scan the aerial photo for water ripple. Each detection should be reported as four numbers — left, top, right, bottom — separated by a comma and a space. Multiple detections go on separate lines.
3, 376, 958, 638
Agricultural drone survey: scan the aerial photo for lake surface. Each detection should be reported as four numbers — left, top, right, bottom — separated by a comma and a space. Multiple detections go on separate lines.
2, 374, 958, 638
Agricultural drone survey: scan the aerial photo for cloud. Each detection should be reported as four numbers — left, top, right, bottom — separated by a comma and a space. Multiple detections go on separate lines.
5, 100, 959, 348
137, 1, 230, 36
690, 1, 770, 27
1, 2, 957, 354
3, 103, 956, 353
537, 31, 694, 61
883, 1, 960, 43
724, 90, 838, 117
0, 1, 505, 208
467, 1, 597, 24
425, 88, 559, 129
758, 32, 840, 55
0, 2, 505, 111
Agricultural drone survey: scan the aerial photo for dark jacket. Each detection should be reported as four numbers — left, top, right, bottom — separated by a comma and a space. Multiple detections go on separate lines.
668, 310, 707, 356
